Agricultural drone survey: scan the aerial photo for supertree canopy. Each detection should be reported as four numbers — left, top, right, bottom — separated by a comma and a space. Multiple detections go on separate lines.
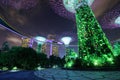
63, 0, 82, 13
49, 0, 94, 20
63, 0, 94, 13
49, 0, 120, 29
49, 0, 75, 20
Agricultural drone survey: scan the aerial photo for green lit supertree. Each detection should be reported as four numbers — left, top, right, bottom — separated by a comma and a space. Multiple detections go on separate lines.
75, 0, 114, 66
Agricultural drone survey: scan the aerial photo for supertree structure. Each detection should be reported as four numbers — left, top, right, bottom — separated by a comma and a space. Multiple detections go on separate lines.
75, 0, 114, 66
49, 0, 94, 20
49, 0, 120, 29
49, 0, 75, 20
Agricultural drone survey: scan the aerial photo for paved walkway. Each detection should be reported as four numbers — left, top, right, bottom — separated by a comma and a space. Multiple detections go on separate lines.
34, 68, 120, 80
0, 68, 120, 80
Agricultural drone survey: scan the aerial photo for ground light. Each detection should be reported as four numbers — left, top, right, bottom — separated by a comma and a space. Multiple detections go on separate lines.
34, 36, 46, 53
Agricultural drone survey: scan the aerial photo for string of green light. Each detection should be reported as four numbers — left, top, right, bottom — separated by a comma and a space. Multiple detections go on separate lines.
75, 1, 114, 66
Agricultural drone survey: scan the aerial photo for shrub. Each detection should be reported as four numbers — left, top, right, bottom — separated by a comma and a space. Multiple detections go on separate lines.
8, 47, 39, 70
37, 53, 65, 68
114, 54, 120, 67
0, 51, 15, 70
37, 53, 50, 68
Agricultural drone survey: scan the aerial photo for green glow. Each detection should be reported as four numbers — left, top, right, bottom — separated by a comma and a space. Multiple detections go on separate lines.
75, 1, 114, 67
13, 67, 17, 70
65, 61, 74, 68
36, 44, 42, 53
93, 60, 99, 66
113, 42, 120, 56
107, 58, 113, 62
2, 67, 8, 70
64, 49, 78, 68
107, 57, 114, 64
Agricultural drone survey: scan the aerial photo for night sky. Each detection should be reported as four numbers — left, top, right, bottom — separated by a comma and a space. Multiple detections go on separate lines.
0, 0, 120, 47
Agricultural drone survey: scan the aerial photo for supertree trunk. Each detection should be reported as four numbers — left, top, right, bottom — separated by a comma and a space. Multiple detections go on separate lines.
75, 1, 113, 61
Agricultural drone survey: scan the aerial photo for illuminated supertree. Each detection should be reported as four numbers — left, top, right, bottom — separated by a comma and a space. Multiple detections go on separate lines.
60, 0, 114, 67
75, 0, 114, 66
59, 31, 77, 42
61, 37, 72, 46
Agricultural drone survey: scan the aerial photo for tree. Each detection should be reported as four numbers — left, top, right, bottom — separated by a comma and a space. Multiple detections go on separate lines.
9, 46, 39, 70
1, 41, 10, 52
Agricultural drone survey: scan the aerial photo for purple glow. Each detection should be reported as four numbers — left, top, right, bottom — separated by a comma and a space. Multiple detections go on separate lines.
29, 39, 34, 47
49, 0, 75, 20
50, 43, 53, 56
1, 0, 39, 10
99, 4, 120, 29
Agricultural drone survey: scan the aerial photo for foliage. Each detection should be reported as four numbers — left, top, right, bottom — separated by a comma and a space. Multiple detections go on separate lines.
64, 49, 78, 68
12, 47, 39, 70
37, 53, 49, 68
1, 41, 10, 52
0, 46, 39, 70
114, 54, 120, 67
0, 46, 66, 70
37, 53, 65, 68
113, 41, 120, 56
0, 52, 15, 70
75, 0, 113, 68
49, 55, 65, 67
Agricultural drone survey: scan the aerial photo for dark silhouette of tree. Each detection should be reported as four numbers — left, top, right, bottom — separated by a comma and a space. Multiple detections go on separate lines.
1, 41, 10, 52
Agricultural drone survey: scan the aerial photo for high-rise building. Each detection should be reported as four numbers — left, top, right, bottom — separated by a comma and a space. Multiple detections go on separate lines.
21, 38, 33, 47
